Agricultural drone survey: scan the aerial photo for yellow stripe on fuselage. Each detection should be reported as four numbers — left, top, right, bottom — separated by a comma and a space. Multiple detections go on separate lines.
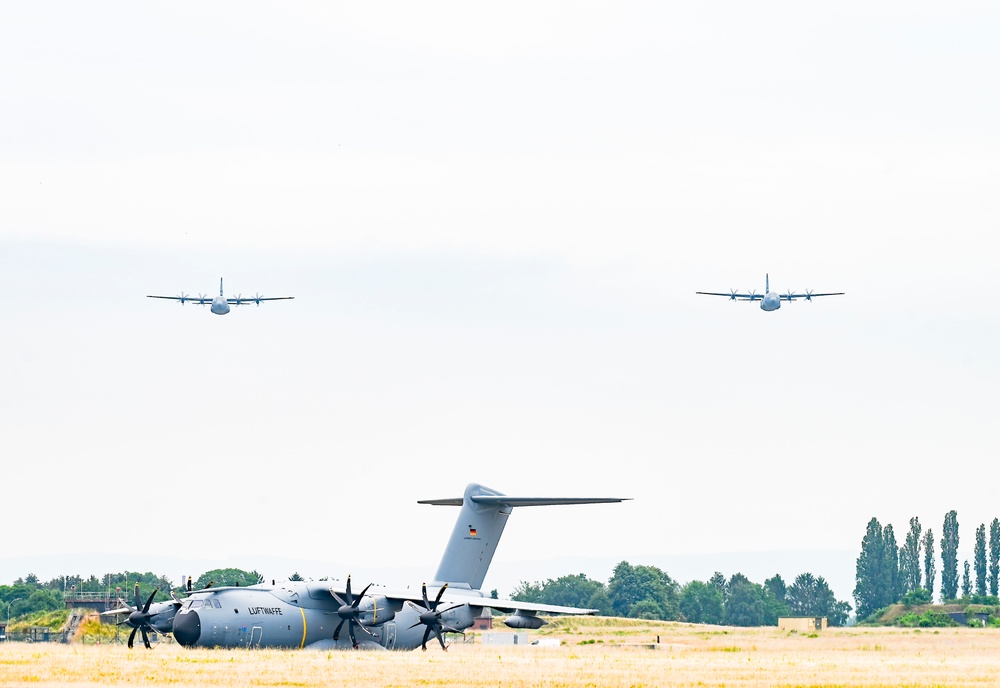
300, 607, 307, 648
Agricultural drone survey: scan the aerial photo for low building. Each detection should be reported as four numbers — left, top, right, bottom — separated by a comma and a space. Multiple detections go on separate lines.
482, 632, 529, 645
778, 617, 827, 632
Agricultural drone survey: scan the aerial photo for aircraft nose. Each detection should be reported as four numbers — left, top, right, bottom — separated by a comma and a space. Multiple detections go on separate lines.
173, 611, 201, 647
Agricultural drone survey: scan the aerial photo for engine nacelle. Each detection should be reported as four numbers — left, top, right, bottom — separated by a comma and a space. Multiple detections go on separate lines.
504, 613, 547, 630
357, 596, 397, 626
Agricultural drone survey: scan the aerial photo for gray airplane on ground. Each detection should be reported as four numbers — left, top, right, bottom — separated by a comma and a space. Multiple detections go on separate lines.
697, 274, 844, 312
169, 483, 628, 651
147, 278, 293, 315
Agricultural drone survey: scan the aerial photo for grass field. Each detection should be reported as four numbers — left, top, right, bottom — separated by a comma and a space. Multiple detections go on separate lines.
2, 617, 997, 687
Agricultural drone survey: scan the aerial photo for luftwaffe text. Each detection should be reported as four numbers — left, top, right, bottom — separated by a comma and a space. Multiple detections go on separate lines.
248, 607, 283, 616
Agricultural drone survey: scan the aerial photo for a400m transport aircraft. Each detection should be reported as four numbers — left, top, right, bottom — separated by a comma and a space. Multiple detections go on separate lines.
147, 278, 293, 315
171, 483, 627, 651
697, 274, 844, 312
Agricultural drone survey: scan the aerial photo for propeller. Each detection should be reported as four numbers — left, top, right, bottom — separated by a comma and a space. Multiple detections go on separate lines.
747, 289, 757, 301
331, 576, 374, 648
408, 583, 462, 651
120, 584, 159, 649
252, 293, 264, 306
176, 292, 190, 305
196, 293, 210, 305
232, 293, 245, 306
805, 289, 814, 302
785, 289, 796, 302
729, 289, 738, 301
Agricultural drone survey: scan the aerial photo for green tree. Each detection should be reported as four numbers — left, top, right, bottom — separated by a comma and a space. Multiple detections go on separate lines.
941, 511, 960, 601
923, 528, 936, 602
961, 560, 971, 598
990, 518, 1000, 597
606, 561, 681, 621
724, 580, 767, 626
764, 574, 787, 604
854, 517, 886, 620
511, 573, 606, 610
194, 568, 260, 589
679, 580, 724, 625
883, 524, 902, 604
901, 517, 922, 593
975, 523, 988, 596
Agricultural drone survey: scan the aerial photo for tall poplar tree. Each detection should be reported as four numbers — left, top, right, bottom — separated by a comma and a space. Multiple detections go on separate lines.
989, 518, 1000, 597
883, 523, 902, 604
962, 561, 972, 598
901, 517, 922, 593
923, 528, 936, 602
941, 511, 960, 601
854, 517, 886, 620
975, 523, 987, 596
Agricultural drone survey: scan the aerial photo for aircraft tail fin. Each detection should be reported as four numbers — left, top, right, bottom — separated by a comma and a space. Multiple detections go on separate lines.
219, 278, 224, 296
419, 483, 628, 590
765, 273, 769, 294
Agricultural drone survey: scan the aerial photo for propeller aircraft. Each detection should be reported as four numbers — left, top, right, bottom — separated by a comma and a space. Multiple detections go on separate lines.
168, 483, 628, 651
147, 278, 293, 315
696, 274, 843, 312
101, 583, 183, 648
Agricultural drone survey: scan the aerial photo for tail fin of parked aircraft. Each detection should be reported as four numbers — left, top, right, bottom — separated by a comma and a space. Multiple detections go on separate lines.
219, 278, 224, 296
765, 273, 770, 293
419, 483, 628, 591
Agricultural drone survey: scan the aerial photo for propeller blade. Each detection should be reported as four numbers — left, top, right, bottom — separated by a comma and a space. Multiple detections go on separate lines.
437, 630, 448, 652
333, 619, 345, 641
353, 583, 373, 607
127, 627, 137, 649
421, 583, 430, 609
421, 626, 432, 651
141, 628, 151, 650
142, 590, 157, 614
432, 583, 448, 610
330, 591, 346, 607
349, 623, 357, 648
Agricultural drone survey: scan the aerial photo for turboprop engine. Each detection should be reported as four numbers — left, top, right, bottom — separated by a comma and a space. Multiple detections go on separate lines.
357, 595, 397, 626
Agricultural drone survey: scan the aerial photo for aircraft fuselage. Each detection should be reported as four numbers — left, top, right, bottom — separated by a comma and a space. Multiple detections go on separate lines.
210, 297, 230, 315
760, 293, 781, 311
173, 582, 477, 650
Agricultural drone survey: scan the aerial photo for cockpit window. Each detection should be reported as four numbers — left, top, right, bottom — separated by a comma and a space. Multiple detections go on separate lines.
212, 599, 222, 608
191, 600, 203, 609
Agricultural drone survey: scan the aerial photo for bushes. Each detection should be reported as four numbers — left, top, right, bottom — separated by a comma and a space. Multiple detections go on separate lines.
895, 610, 958, 628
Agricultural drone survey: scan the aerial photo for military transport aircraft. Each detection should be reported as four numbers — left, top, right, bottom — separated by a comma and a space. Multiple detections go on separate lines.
147, 279, 293, 315
102, 584, 183, 648
697, 274, 844, 312
169, 483, 628, 651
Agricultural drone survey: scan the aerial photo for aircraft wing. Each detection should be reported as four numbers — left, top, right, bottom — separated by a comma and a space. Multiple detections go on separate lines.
695, 291, 761, 301
147, 295, 211, 304
226, 297, 295, 304
780, 292, 845, 301
323, 584, 597, 616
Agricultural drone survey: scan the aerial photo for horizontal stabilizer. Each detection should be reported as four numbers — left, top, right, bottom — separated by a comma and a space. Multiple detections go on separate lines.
418, 495, 628, 507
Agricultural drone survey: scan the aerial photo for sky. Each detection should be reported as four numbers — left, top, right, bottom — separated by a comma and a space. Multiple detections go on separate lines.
2, 2, 999, 603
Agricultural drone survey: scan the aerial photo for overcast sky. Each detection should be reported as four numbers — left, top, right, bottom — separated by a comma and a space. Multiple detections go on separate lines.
2, 2, 998, 601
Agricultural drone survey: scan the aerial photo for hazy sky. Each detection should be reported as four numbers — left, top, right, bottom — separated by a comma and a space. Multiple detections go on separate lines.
2, 2, 998, 601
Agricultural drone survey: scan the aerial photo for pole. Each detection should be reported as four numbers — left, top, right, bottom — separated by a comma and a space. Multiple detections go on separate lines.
7, 597, 23, 626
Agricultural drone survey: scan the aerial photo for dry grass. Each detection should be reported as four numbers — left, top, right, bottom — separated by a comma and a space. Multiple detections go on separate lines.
3, 618, 999, 687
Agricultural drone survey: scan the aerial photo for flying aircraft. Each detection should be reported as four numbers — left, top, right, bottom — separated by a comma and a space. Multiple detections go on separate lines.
169, 483, 628, 651
101, 584, 183, 648
147, 279, 293, 315
696, 274, 844, 312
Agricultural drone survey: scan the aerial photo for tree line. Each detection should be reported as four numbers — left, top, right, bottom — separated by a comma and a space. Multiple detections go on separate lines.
854, 511, 1000, 620
0, 569, 263, 622
512, 560, 852, 626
